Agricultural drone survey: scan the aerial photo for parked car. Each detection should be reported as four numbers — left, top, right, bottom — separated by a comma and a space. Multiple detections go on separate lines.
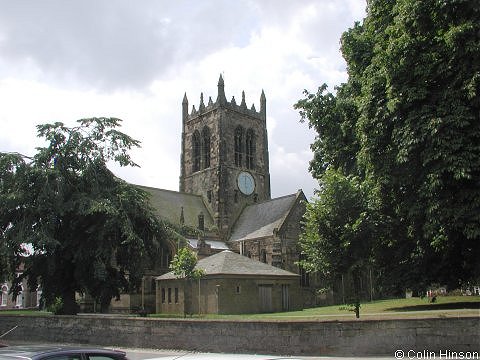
0, 345, 128, 360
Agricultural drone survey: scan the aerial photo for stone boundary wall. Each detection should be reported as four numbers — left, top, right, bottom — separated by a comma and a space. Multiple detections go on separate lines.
0, 315, 479, 356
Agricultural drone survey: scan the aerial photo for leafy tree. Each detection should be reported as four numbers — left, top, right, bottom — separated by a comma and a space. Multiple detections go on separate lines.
169, 247, 204, 316
296, 0, 480, 293
0, 118, 170, 314
299, 169, 379, 317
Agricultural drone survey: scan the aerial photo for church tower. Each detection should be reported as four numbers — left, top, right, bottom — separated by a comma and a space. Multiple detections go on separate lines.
179, 75, 271, 239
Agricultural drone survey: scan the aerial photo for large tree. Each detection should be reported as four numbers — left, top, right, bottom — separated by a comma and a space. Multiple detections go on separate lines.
0, 118, 170, 314
296, 0, 480, 293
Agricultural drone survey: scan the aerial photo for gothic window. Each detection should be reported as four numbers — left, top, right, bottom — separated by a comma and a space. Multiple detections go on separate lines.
202, 126, 211, 169
245, 129, 255, 169
15, 284, 23, 308
192, 131, 201, 172
1, 284, 8, 307
234, 126, 244, 167
36, 286, 42, 308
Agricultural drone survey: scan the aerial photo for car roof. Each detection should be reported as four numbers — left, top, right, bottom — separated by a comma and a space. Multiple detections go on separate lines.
0, 345, 126, 360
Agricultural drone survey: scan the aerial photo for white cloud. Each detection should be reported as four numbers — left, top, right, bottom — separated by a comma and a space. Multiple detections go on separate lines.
0, 0, 366, 200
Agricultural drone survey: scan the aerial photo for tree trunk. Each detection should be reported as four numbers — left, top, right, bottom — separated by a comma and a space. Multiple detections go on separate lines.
352, 268, 361, 319
60, 288, 79, 315
99, 294, 111, 313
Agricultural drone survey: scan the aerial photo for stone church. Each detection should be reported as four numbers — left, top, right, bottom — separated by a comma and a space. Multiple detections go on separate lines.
108, 75, 310, 313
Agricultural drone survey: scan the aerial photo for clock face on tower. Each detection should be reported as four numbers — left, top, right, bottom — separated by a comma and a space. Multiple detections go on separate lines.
237, 171, 255, 195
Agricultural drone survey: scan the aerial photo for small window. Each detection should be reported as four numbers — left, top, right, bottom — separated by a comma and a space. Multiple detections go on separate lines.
260, 249, 267, 263
236, 285, 241, 294
174, 288, 179, 303
161, 288, 166, 304
168, 288, 172, 303
207, 190, 212, 203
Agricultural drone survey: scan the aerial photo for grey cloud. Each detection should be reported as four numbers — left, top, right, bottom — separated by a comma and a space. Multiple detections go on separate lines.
0, 0, 260, 91
0, 0, 355, 92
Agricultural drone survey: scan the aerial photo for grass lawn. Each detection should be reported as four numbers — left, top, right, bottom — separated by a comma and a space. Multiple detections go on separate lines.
150, 295, 480, 320
1, 296, 478, 320
0, 309, 51, 316
250, 295, 480, 318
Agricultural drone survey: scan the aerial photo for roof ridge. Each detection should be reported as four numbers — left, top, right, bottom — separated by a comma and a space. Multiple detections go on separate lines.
135, 184, 204, 198
247, 192, 297, 206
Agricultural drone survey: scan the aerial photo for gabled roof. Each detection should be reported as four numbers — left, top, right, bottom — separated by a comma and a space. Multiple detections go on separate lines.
157, 250, 299, 280
229, 191, 303, 242
137, 185, 215, 229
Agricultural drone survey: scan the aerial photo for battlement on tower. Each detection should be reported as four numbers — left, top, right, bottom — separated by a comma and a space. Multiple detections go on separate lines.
182, 74, 266, 123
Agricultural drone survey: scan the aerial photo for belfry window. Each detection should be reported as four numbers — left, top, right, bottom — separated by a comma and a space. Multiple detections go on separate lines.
202, 127, 211, 169
246, 129, 255, 169
234, 126, 244, 167
192, 131, 201, 172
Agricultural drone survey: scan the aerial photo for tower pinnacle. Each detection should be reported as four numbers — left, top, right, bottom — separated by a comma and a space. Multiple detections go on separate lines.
260, 89, 266, 121
216, 74, 226, 104
182, 92, 189, 124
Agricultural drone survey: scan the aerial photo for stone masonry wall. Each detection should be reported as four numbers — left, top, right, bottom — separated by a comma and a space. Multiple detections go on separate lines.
0, 315, 478, 356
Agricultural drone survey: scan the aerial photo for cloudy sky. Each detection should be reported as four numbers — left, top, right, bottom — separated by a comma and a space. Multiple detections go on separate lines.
0, 0, 366, 200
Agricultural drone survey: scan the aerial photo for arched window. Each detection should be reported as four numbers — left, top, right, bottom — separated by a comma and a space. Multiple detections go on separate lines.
234, 126, 244, 167
1, 284, 8, 307
15, 284, 23, 308
36, 286, 42, 308
202, 127, 211, 169
245, 129, 255, 169
192, 131, 201, 172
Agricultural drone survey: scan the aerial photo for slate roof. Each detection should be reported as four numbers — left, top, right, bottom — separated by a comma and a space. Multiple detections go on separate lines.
229, 192, 299, 242
137, 185, 215, 229
156, 250, 299, 280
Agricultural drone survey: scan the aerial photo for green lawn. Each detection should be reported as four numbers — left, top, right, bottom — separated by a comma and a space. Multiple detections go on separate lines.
1, 296, 478, 320
150, 295, 480, 320
249, 296, 480, 318
0, 309, 51, 316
